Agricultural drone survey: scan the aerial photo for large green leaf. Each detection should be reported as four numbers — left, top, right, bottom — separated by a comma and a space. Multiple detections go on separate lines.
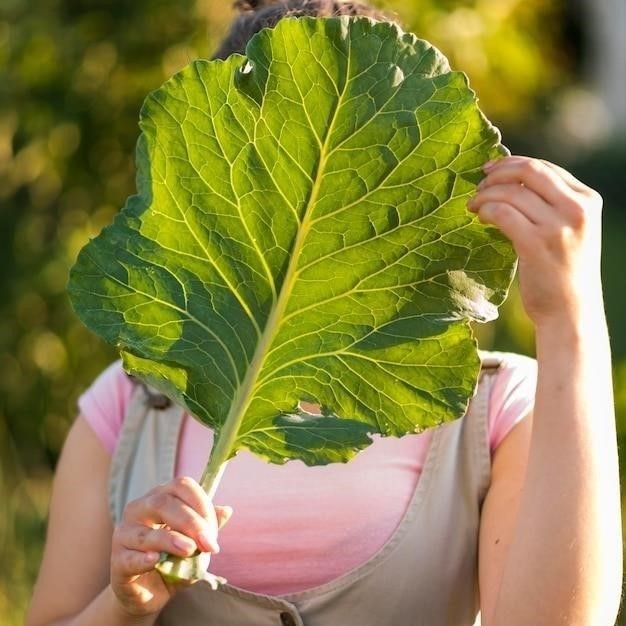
68, 16, 515, 473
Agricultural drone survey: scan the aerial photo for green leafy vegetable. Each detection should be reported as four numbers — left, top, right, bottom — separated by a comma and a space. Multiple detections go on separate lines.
68, 16, 515, 494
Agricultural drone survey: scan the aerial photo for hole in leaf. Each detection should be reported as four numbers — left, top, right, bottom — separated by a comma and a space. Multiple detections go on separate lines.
298, 400, 321, 415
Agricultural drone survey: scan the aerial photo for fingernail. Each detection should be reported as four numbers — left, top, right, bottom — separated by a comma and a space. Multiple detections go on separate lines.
144, 551, 159, 564
466, 196, 478, 212
217, 505, 234, 529
173, 536, 196, 554
482, 159, 497, 171
477, 178, 487, 189
199, 530, 220, 554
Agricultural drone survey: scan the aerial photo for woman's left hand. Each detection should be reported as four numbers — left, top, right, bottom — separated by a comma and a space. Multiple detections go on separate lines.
471, 155, 622, 626
468, 155, 603, 327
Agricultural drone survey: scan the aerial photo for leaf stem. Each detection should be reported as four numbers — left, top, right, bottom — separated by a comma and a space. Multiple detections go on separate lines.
199, 446, 229, 500
155, 435, 230, 585
194, 28, 349, 500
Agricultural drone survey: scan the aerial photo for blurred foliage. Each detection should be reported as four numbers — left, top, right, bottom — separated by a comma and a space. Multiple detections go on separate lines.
1, 0, 625, 623
0, 1, 236, 620
388, 0, 570, 123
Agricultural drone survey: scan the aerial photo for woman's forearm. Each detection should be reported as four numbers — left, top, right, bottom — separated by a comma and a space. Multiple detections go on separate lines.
491, 307, 622, 625
39, 586, 159, 626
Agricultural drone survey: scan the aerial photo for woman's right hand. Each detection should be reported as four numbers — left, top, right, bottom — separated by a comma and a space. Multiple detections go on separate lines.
110, 476, 231, 618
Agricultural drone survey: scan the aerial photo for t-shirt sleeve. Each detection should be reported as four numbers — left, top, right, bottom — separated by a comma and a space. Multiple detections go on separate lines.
486, 351, 538, 452
78, 360, 135, 455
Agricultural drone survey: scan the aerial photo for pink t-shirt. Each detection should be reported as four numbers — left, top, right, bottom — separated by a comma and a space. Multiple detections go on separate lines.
79, 351, 536, 595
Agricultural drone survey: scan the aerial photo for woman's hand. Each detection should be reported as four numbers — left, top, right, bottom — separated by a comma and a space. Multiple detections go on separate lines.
468, 155, 603, 326
110, 477, 231, 618
472, 156, 622, 625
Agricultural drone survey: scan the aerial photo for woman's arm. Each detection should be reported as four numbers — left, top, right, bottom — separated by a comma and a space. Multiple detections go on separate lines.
26, 417, 226, 626
473, 156, 623, 625
26, 417, 144, 626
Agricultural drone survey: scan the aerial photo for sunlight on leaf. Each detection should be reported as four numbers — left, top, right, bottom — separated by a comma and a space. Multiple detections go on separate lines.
68, 17, 515, 469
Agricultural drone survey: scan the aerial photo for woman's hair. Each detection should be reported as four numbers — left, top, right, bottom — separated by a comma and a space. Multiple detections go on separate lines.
212, 0, 395, 59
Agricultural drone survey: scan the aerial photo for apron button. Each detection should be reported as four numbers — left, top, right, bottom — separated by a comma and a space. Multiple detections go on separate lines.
280, 612, 297, 626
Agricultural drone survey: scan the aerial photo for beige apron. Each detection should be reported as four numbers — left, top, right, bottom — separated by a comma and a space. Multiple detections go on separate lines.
110, 359, 501, 625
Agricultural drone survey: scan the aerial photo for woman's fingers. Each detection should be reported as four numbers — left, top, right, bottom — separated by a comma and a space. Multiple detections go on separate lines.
539, 159, 595, 195
468, 200, 534, 255
114, 524, 199, 559
155, 476, 215, 522
480, 156, 576, 208
469, 181, 550, 226
112, 547, 161, 580
122, 477, 220, 553
470, 156, 602, 251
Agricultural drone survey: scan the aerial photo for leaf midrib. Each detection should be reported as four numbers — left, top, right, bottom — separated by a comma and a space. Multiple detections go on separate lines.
209, 39, 352, 463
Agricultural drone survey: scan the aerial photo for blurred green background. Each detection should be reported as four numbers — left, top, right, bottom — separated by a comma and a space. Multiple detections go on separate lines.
1, 0, 625, 623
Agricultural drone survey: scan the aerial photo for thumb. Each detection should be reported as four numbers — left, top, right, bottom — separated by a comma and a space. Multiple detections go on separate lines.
214, 505, 233, 530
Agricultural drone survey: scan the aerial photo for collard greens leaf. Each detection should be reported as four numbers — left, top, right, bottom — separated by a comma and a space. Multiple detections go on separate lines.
68, 17, 516, 471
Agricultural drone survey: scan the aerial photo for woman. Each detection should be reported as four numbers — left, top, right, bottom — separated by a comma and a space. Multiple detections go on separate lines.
27, 1, 622, 625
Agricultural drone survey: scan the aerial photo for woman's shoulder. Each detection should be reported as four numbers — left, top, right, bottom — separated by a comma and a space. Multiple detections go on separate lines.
77, 360, 135, 455
480, 349, 537, 375
479, 350, 538, 451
